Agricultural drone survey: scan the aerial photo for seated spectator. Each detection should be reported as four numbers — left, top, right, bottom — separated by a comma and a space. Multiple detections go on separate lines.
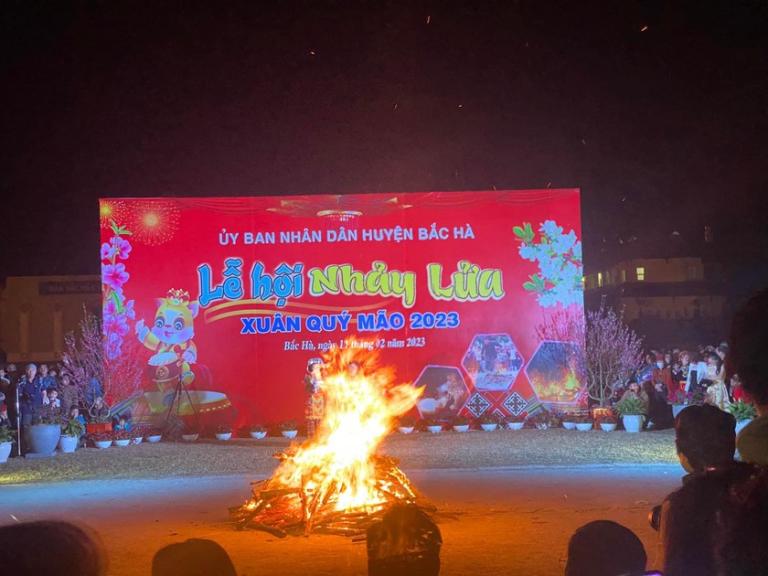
713, 467, 768, 576
89, 395, 111, 423
730, 373, 749, 403
367, 504, 442, 576
660, 405, 756, 576
564, 520, 647, 576
728, 287, 768, 465
0, 520, 107, 576
152, 538, 236, 576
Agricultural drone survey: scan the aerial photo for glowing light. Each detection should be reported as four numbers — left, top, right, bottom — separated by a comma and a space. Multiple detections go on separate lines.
127, 199, 181, 246
143, 212, 160, 227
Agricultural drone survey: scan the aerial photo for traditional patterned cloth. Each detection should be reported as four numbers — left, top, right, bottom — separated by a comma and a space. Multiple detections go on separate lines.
705, 381, 731, 412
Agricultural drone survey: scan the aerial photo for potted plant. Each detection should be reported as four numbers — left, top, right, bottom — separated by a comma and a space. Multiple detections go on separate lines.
616, 397, 646, 433
59, 417, 85, 453
505, 413, 526, 430
0, 426, 14, 463
729, 401, 757, 435
561, 412, 577, 430
249, 425, 267, 439
113, 429, 132, 447
574, 413, 593, 432
146, 428, 163, 443
599, 413, 618, 432
131, 425, 145, 445
280, 421, 299, 439
478, 413, 499, 432
452, 415, 470, 433
215, 425, 233, 441
91, 432, 112, 449
527, 410, 552, 430
397, 416, 416, 435
26, 409, 62, 457
181, 427, 200, 442
424, 418, 443, 434
671, 390, 687, 418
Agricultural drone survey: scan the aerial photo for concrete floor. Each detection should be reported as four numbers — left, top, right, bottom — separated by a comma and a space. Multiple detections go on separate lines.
0, 463, 683, 576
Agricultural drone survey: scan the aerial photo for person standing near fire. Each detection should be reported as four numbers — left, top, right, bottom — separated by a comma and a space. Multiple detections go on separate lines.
304, 358, 325, 437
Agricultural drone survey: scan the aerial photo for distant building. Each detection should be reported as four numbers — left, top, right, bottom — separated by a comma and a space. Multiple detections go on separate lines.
584, 257, 728, 349
0, 276, 101, 364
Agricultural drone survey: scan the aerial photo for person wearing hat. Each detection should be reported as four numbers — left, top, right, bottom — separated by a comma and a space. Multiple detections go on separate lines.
304, 358, 325, 437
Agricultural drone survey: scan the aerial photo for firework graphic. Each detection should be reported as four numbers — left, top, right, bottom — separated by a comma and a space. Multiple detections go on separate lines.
99, 199, 129, 229
126, 199, 181, 246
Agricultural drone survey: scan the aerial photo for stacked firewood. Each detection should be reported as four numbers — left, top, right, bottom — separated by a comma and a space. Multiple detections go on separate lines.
230, 454, 434, 537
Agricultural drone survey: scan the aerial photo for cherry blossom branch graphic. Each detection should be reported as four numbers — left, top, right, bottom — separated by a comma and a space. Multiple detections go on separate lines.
100, 220, 135, 360
514, 220, 583, 308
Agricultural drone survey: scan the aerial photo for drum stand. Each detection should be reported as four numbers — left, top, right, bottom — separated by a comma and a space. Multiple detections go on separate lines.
164, 374, 200, 434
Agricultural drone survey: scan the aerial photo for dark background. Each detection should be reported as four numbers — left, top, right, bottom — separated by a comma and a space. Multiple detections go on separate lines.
2, 1, 767, 288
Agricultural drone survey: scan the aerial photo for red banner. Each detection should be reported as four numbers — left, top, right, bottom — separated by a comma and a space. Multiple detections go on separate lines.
99, 190, 585, 426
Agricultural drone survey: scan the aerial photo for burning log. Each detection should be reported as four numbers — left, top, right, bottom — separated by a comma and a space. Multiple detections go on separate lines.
229, 341, 434, 537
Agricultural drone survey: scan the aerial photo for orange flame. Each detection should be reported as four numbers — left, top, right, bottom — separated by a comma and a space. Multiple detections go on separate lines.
271, 340, 422, 514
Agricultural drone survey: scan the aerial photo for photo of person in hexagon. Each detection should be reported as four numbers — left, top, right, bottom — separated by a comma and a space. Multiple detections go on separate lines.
415, 367, 469, 420
463, 334, 524, 391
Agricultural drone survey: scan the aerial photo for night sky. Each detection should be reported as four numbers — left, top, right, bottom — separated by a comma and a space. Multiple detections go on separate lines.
2, 1, 767, 279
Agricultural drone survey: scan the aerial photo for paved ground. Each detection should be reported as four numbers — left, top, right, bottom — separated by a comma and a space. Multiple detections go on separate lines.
0, 428, 677, 484
0, 464, 683, 576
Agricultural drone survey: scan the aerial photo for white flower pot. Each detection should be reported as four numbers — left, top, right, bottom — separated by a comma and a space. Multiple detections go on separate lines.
600, 423, 617, 432
94, 440, 112, 449
281, 430, 298, 439
132, 437, 143, 445
452, 424, 470, 433
426, 425, 442, 434
622, 415, 644, 433
480, 423, 498, 432
181, 433, 199, 442
0, 442, 12, 463
113, 439, 131, 447
735, 419, 753, 436
146, 435, 162, 443
672, 404, 686, 418
249, 431, 267, 439
216, 432, 232, 441
59, 435, 78, 453
575, 423, 593, 432
562, 421, 576, 430
506, 422, 524, 430
398, 426, 415, 435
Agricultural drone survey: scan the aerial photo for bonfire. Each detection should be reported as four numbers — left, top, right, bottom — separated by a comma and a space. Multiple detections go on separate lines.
230, 342, 432, 537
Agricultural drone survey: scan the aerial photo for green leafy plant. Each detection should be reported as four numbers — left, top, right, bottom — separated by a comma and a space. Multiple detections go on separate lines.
280, 420, 298, 432
728, 401, 757, 422
616, 397, 646, 416
89, 432, 112, 443
452, 415, 469, 426
113, 429, 132, 441
216, 424, 232, 434
573, 413, 593, 424
478, 413, 501, 425
398, 415, 416, 428
0, 426, 15, 444
423, 418, 442, 428
61, 418, 85, 438
505, 412, 527, 423
249, 424, 266, 433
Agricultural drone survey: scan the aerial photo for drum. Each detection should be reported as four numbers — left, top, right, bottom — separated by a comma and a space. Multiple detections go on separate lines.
144, 390, 231, 416
146, 351, 182, 390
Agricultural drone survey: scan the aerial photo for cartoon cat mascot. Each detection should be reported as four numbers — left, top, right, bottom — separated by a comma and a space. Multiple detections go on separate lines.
136, 288, 200, 386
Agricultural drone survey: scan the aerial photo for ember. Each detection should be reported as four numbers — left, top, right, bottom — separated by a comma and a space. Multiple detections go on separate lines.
230, 340, 433, 536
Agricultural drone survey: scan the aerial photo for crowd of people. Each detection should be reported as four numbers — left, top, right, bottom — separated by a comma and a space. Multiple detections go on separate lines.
3, 288, 768, 576
0, 362, 119, 453
614, 340, 745, 431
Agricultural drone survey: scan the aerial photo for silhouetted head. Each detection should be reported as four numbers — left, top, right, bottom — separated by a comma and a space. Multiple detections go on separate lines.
367, 504, 442, 576
565, 520, 646, 576
675, 404, 735, 473
0, 520, 107, 576
152, 538, 236, 576
729, 288, 768, 409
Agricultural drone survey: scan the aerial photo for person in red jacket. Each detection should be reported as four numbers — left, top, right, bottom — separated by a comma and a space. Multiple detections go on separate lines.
652, 353, 677, 402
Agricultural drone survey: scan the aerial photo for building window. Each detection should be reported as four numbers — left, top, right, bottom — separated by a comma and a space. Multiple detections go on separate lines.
621, 269, 627, 283
636, 267, 645, 281
597, 272, 603, 287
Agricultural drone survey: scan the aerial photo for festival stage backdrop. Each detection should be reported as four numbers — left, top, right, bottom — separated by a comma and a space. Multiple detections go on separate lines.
99, 190, 585, 426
